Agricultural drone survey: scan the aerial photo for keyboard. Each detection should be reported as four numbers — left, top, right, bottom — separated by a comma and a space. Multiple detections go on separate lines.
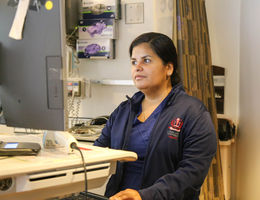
58, 191, 108, 200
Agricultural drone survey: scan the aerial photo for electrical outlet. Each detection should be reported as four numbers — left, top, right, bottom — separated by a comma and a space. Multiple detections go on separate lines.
67, 78, 87, 98
67, 80, 81, 97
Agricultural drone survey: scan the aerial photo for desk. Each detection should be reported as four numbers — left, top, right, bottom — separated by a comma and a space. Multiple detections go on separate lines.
0, 144, 137, 200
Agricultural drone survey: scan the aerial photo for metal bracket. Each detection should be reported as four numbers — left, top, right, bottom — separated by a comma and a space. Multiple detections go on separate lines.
8, 0, 46, 11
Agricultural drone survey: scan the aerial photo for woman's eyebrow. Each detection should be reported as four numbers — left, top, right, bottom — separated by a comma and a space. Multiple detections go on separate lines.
131, 55, 152, 60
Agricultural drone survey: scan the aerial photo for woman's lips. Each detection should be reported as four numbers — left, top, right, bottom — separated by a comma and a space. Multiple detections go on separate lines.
135, 75, 146, 80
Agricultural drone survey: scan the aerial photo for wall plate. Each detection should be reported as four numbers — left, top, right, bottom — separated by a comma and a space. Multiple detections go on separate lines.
125, 3, 144, 24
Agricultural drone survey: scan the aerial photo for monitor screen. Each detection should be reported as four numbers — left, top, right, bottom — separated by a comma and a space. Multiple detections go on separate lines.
0, 0, 68, 131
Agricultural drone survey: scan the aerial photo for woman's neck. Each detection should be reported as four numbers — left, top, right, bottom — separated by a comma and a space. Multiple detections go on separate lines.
138, 86, 172, 122
142, 85, 172, 106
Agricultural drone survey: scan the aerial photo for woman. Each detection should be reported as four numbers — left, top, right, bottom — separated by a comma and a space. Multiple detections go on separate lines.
94, 32, 217, 200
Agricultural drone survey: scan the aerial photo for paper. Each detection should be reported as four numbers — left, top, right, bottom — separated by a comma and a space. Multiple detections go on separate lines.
9, 0, 30, 40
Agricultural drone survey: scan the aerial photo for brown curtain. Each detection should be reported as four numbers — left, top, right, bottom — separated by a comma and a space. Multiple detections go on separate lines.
173, 0, 225, 199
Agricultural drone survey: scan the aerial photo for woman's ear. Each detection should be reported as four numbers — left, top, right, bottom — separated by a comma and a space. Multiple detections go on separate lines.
166, 62, 174, 76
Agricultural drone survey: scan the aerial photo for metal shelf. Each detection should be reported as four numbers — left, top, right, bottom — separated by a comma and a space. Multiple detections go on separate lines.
91, 79, 134, 86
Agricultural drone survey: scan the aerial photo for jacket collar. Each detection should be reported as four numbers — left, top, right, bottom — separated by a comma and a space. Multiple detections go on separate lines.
166, 82, 184, 106
126, 91, 144, 113
126, 82, 184, 111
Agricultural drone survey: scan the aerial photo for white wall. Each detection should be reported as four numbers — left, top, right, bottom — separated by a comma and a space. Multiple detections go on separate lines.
206, 2, 240, 199
238, 0, 260, 199
207, 0, 260, 199
76, 0, 173, 118
205, 0, 240, 123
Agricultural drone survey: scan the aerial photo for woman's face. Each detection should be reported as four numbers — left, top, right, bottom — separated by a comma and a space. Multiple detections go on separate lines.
131, 43, 173, 92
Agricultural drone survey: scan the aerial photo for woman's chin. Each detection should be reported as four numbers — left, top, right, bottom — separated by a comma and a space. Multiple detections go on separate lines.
134, 80, 150, 90
135, 84, 148, 91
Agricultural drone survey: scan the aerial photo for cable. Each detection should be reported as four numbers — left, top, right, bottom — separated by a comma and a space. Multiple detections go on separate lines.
70, 142, 88, 200
0, 105, 3, 118
70, 143, 109, 200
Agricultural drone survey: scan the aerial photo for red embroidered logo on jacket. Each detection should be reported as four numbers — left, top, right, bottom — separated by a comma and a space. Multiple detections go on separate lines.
167, 118, 183, 140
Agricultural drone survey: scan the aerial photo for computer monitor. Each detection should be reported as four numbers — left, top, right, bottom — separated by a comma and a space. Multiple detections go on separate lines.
0, 0, 68, 131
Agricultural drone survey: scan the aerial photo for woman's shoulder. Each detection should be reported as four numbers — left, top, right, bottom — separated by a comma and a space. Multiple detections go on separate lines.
172, 84, 203, 104
111, 91, 143, 115
174, 89, 208, 115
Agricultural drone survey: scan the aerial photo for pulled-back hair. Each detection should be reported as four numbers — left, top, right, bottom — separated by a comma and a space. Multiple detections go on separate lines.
129, 32, 181, 86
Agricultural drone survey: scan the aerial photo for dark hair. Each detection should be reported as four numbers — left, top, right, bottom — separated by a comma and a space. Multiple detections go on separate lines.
129, 32, 181, 86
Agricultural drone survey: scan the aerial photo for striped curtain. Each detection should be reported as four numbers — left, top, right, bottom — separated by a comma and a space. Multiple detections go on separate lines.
173, 0, 225, 199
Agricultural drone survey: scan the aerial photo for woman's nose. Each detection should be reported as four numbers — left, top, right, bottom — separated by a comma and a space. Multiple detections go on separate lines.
135, 61, 143, 71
